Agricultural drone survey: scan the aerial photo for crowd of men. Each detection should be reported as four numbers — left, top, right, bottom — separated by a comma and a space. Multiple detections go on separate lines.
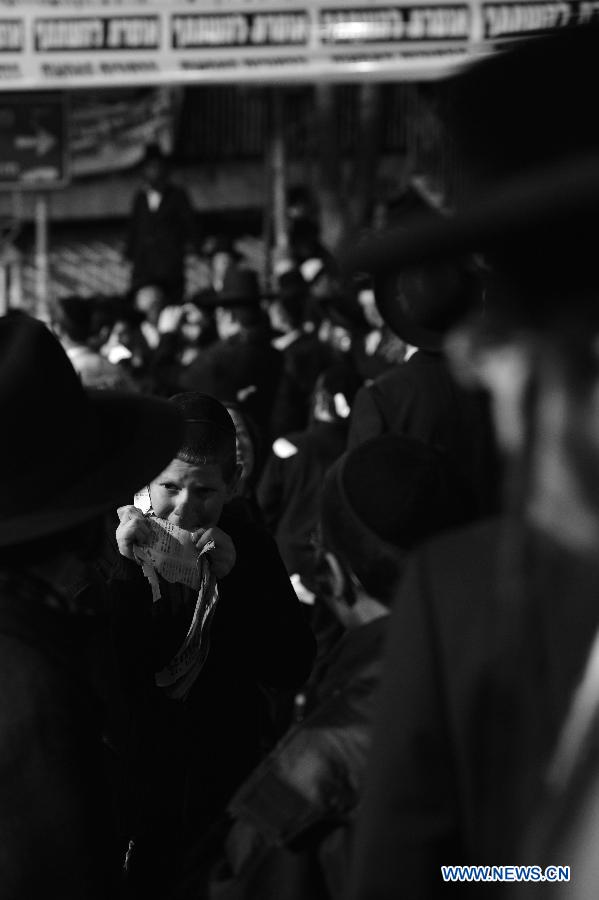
2, 20, 599, 900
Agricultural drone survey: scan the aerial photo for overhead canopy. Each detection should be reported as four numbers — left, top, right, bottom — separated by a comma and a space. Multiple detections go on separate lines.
0, 0, 586, 88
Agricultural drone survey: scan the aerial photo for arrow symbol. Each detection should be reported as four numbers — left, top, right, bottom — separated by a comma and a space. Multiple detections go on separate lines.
15, 127, 56, 157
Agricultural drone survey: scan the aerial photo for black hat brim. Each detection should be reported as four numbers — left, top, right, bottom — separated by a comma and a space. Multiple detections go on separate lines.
194, 292, 260, 309
0, 390, 183, 547
343, 153, 599, 281
374, 276, 443, 351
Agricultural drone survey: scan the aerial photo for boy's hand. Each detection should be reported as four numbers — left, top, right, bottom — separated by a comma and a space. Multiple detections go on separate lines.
192, 526, 236, 579
116, 505, 153, 561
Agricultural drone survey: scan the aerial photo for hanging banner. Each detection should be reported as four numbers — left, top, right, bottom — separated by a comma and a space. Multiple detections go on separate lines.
69, 87, 176, 177
0, 0, 590, 88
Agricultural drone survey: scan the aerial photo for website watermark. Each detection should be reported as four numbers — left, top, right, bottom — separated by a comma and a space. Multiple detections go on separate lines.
441, 865, 571, 883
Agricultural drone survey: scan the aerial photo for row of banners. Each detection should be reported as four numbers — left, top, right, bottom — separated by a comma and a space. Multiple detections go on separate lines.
0, 0, 593, 86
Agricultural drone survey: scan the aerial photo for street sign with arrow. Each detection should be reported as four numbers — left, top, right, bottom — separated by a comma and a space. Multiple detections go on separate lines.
0, 93, 68, 190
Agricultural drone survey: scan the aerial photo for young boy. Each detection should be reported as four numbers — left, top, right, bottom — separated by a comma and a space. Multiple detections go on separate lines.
106, 393, 316, 899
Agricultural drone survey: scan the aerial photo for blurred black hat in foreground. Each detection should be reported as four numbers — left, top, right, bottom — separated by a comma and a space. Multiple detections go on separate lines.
342, 24, 599, 333
0, 313, 183, 546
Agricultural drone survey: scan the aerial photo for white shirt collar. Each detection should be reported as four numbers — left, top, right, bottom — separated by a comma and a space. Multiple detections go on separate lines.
146, 188, 163, 211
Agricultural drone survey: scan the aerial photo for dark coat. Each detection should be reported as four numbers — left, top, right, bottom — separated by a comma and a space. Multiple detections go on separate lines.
0, 569, 122, 899
180, 329, 283, 435
103, 503, 316, 896
174, 618, 388, 900
269, 333, 334, 438
127, 183, 196, 302
257, 421, 348, 579
349, 519, 599, 899
348, 350, 501, 524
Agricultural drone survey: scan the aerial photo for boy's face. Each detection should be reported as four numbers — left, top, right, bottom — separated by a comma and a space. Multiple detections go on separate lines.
149, 457, 239, 532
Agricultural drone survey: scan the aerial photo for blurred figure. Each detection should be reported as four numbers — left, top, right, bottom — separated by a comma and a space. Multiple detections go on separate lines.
317, 294, 367, 374
353, 277, 406, 382
204, 235, 244, 292
224, 401, 264, 522
150, 295, 217, 395
53, 294, 137, 391
286, 184, 319, 229
268, 269, 335, 437
0, 313, 182, 899
133, 284, 163, 349
101, 305, 152, 387
289, 217, 333, 275
197, 435, 450, 900
125, 144, 196, 306
258, 365, 361, 592
348, 256, 500, 525
180, 268, 283, 435
342, 24, 599, 900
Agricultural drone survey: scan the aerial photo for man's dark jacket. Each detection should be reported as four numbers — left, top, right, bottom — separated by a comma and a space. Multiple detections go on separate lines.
348, 350, 501, 523
0, 569, 122, 899
175, 617, 388, 900
349, 519, 599, 898
127, 183, 195, 302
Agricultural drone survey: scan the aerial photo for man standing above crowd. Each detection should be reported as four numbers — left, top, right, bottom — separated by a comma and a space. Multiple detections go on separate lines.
126, 144, 197, 307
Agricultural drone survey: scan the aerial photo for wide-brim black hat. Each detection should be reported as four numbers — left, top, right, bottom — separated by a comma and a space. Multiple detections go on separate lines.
373, 261, 480, 351
0, 313, 184, 547
203, 268, 261, 308
342, 24, 599, 331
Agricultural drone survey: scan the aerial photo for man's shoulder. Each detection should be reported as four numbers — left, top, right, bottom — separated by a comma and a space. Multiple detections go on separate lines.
164, 182, 191, 202
220, 501, 274, 547
422, 516, 501, 567
365, 361, 420, 401
409, 517, 505, 631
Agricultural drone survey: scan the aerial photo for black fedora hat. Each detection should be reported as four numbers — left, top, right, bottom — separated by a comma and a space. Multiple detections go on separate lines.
0, 313, 184, 547
215, 268, 261, 307
189, 287, 219, 309
374, 260, 480, 351
342, 24, 599, 330
202, 234, 241, 259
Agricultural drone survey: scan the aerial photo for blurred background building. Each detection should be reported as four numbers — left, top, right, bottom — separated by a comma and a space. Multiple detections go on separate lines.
0, 0, 574, 310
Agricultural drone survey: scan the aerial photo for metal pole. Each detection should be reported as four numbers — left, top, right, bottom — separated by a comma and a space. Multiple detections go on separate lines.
35, 194, 49, 321
9, 248, 23, 309
271, 88, 288, 272
0, 263, 7, 316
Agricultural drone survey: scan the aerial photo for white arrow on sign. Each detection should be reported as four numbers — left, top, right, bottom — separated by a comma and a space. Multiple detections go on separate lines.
15, 127, 56, 157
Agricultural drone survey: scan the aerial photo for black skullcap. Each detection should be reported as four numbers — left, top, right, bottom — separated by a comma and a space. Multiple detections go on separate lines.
323, 433, 450, 550
169, 392, 236, 438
